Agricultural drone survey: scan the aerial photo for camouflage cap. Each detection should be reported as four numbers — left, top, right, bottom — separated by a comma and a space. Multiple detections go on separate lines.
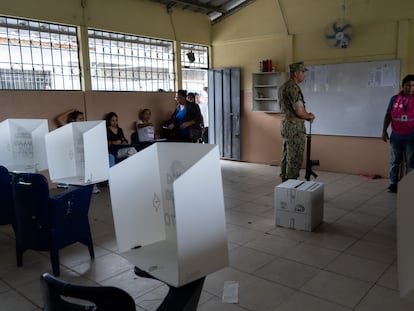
289, 62, 308, 72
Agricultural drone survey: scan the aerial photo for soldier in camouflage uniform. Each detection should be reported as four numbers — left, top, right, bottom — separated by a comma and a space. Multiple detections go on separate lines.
278, 62, 315, 182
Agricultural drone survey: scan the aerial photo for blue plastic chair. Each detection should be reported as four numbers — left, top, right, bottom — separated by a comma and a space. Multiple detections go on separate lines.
40, 272, 136, 311
12, 173, 95, 276
0, 165, 15, 229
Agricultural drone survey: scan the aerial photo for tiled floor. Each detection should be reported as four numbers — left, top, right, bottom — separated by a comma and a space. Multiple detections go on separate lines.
1, 160, 414, 311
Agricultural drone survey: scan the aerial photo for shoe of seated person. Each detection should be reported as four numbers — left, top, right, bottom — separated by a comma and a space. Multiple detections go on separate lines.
387, 184, 397, 193
92, 184, 100, 194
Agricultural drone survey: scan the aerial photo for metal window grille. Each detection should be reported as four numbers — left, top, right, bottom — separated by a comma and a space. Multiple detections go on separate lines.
181, 43, 208, 69
0, 16, 81, 90
88, 29, 175, 91
181, 43, 208, 93
0, 68, 51, 89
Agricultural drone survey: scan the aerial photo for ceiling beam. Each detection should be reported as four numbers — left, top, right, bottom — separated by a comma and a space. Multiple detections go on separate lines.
166, 0, 227, 13
211, 0, 255, 24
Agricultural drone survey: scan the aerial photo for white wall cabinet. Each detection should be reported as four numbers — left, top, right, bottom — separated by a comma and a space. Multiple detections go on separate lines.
252, 72, 286, 112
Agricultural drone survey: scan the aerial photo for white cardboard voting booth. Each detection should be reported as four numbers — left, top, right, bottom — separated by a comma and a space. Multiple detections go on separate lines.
275, 179, 324, 231
45, 121, 109, 185
0, 118, 48, 172
397, 170, 414, 301
109, 142, 228, 287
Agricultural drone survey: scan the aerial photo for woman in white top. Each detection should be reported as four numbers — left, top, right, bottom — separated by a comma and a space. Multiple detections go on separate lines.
136, 108, 155, 143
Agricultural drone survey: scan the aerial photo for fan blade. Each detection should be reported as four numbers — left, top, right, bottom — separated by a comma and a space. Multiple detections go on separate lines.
325, 34, 337, 39
332, 22, 340, 33
343, 33, 351, 41
337, 24, 351, 32
334, 40, 341, 47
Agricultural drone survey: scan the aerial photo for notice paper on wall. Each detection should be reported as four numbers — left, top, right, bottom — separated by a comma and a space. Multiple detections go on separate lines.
222, 281, 239, 304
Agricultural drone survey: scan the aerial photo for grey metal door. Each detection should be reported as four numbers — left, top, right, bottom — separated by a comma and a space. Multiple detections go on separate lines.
208, 67, 240, 161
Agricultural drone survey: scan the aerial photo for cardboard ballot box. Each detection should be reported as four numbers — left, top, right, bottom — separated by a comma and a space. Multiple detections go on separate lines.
109, 142, 228, 287
275, 179, 324, 231
45, 121, 109, 185
397, 170, 414, 300
0, 118, 48, 172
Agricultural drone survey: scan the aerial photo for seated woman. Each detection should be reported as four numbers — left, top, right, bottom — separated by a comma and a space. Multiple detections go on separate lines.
105, 112, 137, 162
55, 108, 84, 127
136, 108, 156, 146
167, 90, 203, 143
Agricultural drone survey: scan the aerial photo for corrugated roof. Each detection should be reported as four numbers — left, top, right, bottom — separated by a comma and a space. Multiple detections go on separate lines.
146, 0, 255, 24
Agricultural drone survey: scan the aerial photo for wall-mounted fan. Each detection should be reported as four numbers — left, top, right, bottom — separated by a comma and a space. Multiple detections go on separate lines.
324, 19, 352, 48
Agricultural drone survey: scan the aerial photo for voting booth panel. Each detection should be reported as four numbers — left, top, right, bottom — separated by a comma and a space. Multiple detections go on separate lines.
397, 170, 414, 301
109, 142, 228, 287
45, 121, 109, 185
275, 180, 324, 231
0, 119, 48, 172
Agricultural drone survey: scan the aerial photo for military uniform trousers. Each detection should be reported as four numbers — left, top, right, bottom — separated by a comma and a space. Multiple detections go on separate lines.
280, 119, 306, 181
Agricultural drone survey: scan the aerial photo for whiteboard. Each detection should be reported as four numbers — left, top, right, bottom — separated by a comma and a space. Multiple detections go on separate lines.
300, 59, 400, 137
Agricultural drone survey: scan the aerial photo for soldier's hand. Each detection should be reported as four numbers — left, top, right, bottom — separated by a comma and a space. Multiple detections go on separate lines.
307, 113, 315, 123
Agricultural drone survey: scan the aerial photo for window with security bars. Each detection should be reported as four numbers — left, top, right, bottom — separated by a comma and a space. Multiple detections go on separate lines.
181, 43, 208, 94
0, 16, 81, 90
0, 68, 51, 89
88, 29, 175, 91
